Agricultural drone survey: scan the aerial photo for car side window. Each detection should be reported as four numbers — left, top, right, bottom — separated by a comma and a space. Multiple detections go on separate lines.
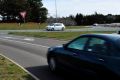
87, 38, 108, 55
104, 39, 120, 57
67, 37, 88, 50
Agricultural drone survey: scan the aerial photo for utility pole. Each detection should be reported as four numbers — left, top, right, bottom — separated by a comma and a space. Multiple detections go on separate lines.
55, 0, 57, 22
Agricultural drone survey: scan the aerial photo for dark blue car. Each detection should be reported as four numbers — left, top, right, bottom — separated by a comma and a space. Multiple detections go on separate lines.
47, 34, 120, 78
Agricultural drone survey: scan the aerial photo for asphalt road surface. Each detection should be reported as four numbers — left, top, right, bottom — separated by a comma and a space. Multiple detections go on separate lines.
0, 34, 100, 80
0, 26, 120, 33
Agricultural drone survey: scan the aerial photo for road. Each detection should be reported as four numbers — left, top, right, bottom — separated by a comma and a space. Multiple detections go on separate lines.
0, 26, 120, 33
0, 26, 115, 80
0, 33, 101, 80
0, 34, 78, 80
0, 26, 119, 80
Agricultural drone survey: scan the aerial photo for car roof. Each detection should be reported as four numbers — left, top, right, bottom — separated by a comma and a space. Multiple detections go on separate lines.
82, 34, 120, 41
48, 23, 64, 25
53, 23, 63, 24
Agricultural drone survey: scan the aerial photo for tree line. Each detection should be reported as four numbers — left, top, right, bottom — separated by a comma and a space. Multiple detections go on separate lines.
0, 0, 48, 23
73, 12, 120, 25
0, 0, 120, 25
47, 12, 120, 26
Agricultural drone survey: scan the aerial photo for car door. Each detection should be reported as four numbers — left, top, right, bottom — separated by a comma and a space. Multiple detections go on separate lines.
56, 36, 90, 70
77, 37, 111, 74
54, 23, 60, 30
105, 42, 120, 76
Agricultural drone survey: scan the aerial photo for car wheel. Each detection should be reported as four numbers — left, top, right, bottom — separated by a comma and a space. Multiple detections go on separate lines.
46, 29, 49, 31
48, 57, 58, 72
61, 27, 64, 31
51, 28, 54, 31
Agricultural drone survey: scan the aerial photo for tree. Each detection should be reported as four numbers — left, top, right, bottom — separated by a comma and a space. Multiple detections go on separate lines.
75, 13, 84, 25
74, 12, 106, 25
115, 15, 120, 23
26, 0, 48, 22
85, 12, 105, 25
39, 7, 48, 22
0, 0, 48, 22
0, 0, 27, 22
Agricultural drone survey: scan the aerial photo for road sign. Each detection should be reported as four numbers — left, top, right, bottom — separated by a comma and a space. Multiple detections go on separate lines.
20, 11, 26, 23
20, 11, 26, 19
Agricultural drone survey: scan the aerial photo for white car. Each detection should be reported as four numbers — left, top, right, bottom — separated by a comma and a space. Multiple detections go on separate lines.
46, 23, 65, 31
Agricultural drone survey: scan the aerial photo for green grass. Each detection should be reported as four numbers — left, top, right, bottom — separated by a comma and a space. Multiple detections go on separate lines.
66, 26, 88, 29
0, 23, 88, 30
9, 31, 115, 40
0, 54, 35, 80
0, 23, 47, 30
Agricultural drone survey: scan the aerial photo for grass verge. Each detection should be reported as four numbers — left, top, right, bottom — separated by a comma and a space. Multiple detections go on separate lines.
0, 54, 35, 80
0, 23, 87, 30
0, 23, 47, 30
9, 31, 115, 40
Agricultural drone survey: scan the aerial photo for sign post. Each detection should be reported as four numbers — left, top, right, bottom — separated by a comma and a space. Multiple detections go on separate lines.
20, 11, 26, 23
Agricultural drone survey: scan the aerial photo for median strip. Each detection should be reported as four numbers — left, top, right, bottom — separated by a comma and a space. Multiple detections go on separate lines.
9, 31, 115, 40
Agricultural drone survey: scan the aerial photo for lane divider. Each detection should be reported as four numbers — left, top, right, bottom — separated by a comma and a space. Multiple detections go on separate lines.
0, 38, 49, 48
4, 36, 35, 42
0, 53, 40, 80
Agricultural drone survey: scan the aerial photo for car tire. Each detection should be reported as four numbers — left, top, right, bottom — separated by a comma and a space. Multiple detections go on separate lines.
51, 28, 54, 31
61, 27, 64, 31
48, 57, 59, 73
46, 29, 49, 31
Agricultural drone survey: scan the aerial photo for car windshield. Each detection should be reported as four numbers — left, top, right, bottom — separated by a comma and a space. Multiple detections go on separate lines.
48, 23, 62, 26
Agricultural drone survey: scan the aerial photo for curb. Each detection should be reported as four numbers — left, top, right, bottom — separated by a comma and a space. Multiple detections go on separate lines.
0, 53, 40, 80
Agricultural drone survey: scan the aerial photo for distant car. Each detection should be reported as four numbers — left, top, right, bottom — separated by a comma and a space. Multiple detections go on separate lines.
46, 23, 65, 31
47, 34, 120, 78
93, 23, 98, 26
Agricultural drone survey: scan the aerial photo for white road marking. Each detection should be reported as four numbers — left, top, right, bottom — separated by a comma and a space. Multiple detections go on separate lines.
23, 38, 34, 41
0, 38, 49, 48
4, 37, 13, 39
4, 36, 21, 40
4, 36, 35, 41
0, 53, 40, 80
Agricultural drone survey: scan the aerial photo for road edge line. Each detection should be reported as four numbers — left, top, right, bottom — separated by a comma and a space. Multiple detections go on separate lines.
0, 53, 40, 80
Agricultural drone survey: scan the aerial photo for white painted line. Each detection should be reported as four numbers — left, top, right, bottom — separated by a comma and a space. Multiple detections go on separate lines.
0, 38, 49, 48
4, 36, 34, 41
4, 37, 13, 39
0, 53, 40, 80
4, 36, 21, 40
23, 38, 34, 41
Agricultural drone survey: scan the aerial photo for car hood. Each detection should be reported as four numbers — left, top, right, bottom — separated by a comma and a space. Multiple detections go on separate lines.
48, 45, 63, 51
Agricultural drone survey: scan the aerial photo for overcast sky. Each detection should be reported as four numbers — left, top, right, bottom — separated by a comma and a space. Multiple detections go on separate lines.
42, 0, 120, 17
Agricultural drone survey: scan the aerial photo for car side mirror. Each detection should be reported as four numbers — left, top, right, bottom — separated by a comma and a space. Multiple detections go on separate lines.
63, 44, 67, 48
